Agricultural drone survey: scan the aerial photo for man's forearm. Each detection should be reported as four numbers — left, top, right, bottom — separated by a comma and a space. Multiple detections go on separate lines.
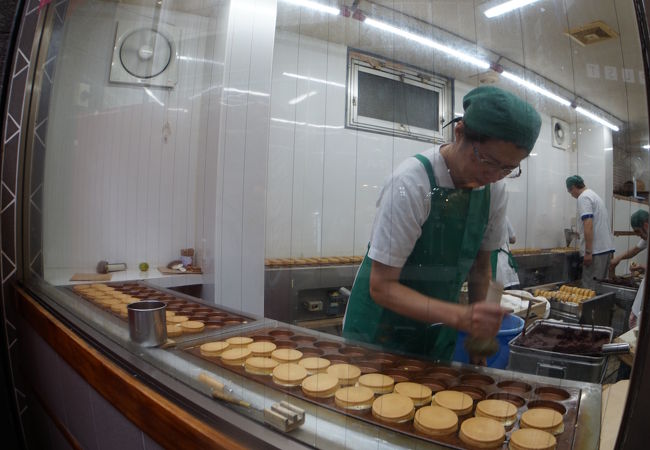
583, 219, 594, 253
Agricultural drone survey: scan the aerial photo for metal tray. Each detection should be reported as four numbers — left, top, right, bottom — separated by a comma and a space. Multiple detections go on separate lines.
181, 322, 585, 449
508, 320, 613, 383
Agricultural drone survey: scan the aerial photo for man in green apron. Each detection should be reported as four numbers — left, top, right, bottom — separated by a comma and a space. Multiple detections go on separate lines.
343, 86, 541, 362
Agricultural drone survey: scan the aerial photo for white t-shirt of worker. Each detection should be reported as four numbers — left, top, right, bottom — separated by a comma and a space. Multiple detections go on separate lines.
367, 146, 507, 268
576, 189, 615, 257
632, 276, 645, 318
636, 238, 648, 250
496, 217, 520, 288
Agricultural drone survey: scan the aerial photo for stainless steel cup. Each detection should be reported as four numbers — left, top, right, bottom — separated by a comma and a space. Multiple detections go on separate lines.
127, 300, 167, 347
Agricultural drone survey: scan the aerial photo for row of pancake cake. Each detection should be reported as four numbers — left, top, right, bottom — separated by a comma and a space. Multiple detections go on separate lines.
71, 283, 206, 337
199, 337, 560, 449
265, 256, 364, 267
533, 285, 596, 304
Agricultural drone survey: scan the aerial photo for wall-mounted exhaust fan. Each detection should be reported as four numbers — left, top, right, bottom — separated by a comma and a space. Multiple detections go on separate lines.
109, 22, 180, 88
551, 117, 570, 150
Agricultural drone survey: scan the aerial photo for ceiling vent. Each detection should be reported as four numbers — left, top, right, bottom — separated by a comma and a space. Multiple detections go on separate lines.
566, 20, 618, 46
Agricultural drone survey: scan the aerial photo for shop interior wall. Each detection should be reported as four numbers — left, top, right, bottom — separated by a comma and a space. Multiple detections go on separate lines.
42, 1, 226, 273
265, 30, 611, 260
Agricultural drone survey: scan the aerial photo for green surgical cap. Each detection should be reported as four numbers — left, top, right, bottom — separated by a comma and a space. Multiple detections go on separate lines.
566, 175, 584, 189
631, 210, 649, 228
462, 86, 542, 153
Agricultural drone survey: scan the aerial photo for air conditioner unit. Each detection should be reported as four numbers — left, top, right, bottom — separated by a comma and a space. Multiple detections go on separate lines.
109, 21, 180, 88
551, 117, 570, 150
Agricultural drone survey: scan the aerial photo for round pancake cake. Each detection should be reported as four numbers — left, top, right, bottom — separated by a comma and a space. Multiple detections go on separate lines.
272, 363, 308, 387
180, 321, 205, 334
326, 364, 361, 386
301, 373, 340, 398
459, 416, 506, 449
226, 336, 254, 348
394, 382, 432, 406
520, 408, 564, 435
413, 405, 458, 436
244, 357, 279, 375
299, 357, 331, 374
271, 348, 303, 363
167, 315, 189, 324
334, 386, 375, 410
475, 399, 518, 426
166, 324, 183, 338
372, 393, 415, 423
248, 341, 276, 357
200, 341, 229, 357
220, 347, 252, 366
509, 428, 557, 450
358, 374, 394, 394
432, 390, 474, 415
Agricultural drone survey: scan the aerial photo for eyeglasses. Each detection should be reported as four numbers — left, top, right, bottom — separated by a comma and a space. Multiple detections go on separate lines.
473, 145, 522, 178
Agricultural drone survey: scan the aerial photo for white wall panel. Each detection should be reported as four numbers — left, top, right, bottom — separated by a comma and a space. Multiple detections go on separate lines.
214, 0, 277, 315
43, 3, 224, 275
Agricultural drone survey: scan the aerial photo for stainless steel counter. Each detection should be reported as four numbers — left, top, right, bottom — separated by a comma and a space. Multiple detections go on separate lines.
25, 276, 603, 450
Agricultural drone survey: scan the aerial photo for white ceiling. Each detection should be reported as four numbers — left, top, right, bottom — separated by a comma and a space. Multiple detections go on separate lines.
275, 0, 649, 148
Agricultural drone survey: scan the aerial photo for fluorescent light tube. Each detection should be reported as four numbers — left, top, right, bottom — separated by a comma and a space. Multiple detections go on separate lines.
575, 107, 619, 132
364, 18, 490, 69
501, 71, 571, 106
485, 0, 540, 18
280, 0, 340, 15
283, 72, 345, 87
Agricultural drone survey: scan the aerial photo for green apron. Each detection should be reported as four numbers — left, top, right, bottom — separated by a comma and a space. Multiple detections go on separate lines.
343, 153, 491, 361
490, 248, 518, 280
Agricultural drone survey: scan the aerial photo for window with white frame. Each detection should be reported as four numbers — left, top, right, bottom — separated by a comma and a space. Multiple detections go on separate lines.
347, 51, 453, 143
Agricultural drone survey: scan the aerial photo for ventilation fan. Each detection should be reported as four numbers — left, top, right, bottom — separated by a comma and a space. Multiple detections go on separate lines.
109, 22, 180, 88
551, 117, 570, 150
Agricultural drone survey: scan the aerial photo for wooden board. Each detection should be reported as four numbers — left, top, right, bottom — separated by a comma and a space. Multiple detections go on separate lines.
600, 380, 630, 450
157, 266, 202, 275
69, 273, 112, 281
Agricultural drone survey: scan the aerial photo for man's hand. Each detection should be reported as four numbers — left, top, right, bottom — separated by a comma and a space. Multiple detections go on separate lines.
583, 253, 593, 266
458, 302, 509, 339
610, 257, 620, 269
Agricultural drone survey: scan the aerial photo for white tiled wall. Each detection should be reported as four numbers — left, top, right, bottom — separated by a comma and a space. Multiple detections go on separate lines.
43, 2, 226, 272
265, 31, 609, 258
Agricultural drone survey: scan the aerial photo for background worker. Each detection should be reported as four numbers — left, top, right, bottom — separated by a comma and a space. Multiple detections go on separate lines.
492, 216, 520, 290
566, 175, 615, 290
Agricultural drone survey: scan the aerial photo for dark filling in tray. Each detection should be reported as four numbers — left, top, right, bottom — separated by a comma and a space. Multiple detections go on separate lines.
67, 282, 250, 335
185, 327, 581, 449
514, 324, 610, 354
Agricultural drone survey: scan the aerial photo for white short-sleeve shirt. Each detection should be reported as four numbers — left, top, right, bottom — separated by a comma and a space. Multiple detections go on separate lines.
636, 238, 647, 251
576, 189, 614, 256
367, 146, 507, 268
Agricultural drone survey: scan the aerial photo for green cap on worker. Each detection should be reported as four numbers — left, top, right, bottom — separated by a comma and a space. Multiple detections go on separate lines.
462, 86, 542, 153
566, 175, 584, 190
631, 210, 649, 228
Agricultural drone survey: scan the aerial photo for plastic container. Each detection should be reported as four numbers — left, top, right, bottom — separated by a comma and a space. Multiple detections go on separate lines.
452, 314, 524, 369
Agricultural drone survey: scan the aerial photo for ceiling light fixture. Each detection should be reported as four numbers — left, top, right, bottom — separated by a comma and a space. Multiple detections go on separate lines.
282, 0, 621, 133
283, 72, 345, 87
484, 0, 540, 18
364, 18, 490, 69
643, 145, 650, 149
501, 71, 571, 106
280, 0, 340, 15
575, 107, 619, 132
